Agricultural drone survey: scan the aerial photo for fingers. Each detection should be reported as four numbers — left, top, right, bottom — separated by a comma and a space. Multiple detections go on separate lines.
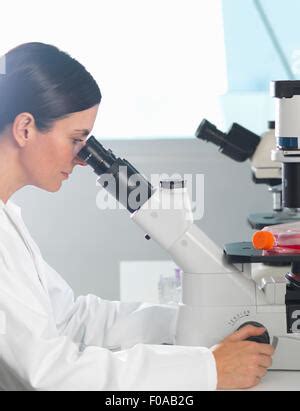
244, 359, 270, 388
245, 376, 262, 389
256, 365, 268, 379
256, 343, 275, 356
243, 341, 274, 357
258, 354, 273, 369
226, 325, 266, 342
253, 377, 261, 387
249, 352, 273, 369
213, 337, 273, 389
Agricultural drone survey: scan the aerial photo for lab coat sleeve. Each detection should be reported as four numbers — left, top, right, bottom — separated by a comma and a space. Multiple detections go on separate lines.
1, 302, 217, 391
43, 260, 179, 350
0, 262, 217, 391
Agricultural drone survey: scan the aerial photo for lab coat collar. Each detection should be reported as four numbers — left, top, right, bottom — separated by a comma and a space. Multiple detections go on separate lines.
6, 200, 21, 216
0, 199, 22, 218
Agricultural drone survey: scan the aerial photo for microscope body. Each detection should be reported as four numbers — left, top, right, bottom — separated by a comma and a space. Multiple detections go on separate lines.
177, 263, 300, 371
251, 122, 281, 182
78, 86, 300, 372
248, 126, 300, 227
132, 183, 300, 370
174, 81, 300, 370
271, 81, 300, 210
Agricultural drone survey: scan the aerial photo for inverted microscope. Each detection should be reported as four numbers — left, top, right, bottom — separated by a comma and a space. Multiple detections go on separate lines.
196, 115, 300, 229
77, 80, 300, 370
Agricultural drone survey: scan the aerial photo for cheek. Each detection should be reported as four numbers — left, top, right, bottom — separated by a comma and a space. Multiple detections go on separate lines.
23, 139, 71, 183
39, 140, 72, 170
36, 146, 60, 175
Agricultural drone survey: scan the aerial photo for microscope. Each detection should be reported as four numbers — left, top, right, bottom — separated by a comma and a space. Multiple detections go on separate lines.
196, 117, 300, 229
77, 82, 300, 370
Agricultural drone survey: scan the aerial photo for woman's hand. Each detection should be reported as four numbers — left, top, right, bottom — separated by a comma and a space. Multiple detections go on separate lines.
212, 325, 275, 390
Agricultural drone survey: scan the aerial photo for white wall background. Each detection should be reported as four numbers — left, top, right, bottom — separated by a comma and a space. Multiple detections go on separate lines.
0, 0, 227, 138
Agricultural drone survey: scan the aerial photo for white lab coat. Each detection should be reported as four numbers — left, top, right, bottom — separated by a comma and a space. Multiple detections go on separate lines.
0, 199, 217, 391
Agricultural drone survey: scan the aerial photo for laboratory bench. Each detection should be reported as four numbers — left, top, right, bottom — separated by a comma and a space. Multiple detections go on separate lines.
247, 371, 300, 391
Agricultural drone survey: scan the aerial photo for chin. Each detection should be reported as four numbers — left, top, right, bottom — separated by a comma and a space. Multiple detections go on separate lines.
37, 181, 62, 193
49, 183, 63, 192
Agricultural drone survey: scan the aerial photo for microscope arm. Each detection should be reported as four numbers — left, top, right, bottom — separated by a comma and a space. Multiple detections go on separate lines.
77, 136, 239, 275
131, 185, 236, 275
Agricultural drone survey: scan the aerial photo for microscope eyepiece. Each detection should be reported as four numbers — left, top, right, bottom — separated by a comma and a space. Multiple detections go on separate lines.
196, 119, 261, 162
77, 136, 118, 175
77, 136, 154, 213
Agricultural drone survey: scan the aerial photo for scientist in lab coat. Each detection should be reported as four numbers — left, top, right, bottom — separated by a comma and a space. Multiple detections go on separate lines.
0, 42, 274, 391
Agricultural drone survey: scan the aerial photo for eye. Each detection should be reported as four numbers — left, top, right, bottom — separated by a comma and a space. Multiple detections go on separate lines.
72, 139, 84, 145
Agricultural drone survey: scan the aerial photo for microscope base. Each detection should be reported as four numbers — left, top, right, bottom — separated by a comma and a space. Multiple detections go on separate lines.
176, 303, 300, 370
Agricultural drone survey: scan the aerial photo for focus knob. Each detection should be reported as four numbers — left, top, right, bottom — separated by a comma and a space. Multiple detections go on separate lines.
237, 321, 270, 344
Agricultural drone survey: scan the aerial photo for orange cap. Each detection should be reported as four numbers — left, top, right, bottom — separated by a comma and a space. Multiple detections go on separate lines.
252, 231, 275, 250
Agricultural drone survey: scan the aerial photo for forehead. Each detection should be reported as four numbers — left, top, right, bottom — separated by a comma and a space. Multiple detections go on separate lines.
53, 105, 99, 133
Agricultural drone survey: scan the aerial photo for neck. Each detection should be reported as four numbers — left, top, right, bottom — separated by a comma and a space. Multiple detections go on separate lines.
0, 139, 27, 204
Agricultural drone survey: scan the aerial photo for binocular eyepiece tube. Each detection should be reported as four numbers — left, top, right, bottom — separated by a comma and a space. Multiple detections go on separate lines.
196, 119, 260, 162
77, 136, 154, 214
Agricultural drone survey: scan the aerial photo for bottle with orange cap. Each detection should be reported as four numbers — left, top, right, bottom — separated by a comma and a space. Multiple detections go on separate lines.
252, 222, 300, 255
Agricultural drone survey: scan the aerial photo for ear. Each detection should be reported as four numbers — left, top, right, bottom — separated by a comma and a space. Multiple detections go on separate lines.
12, 113, 37, 147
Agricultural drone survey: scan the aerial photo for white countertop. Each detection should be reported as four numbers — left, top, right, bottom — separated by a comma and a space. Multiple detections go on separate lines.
247, 371, 300, 391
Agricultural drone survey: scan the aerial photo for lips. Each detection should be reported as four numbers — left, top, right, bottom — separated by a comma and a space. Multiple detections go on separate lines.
61, 172, 69, 179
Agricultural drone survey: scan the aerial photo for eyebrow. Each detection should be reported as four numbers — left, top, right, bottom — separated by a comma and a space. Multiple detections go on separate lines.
73, 129, 91, 137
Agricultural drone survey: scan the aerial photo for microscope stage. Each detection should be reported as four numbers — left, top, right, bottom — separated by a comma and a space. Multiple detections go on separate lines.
224, 242, 300, 265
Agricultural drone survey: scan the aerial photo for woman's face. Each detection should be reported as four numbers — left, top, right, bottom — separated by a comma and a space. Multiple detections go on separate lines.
19, 105, 99, 192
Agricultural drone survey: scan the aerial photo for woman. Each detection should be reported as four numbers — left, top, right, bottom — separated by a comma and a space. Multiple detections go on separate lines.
0, 43, 273, 391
